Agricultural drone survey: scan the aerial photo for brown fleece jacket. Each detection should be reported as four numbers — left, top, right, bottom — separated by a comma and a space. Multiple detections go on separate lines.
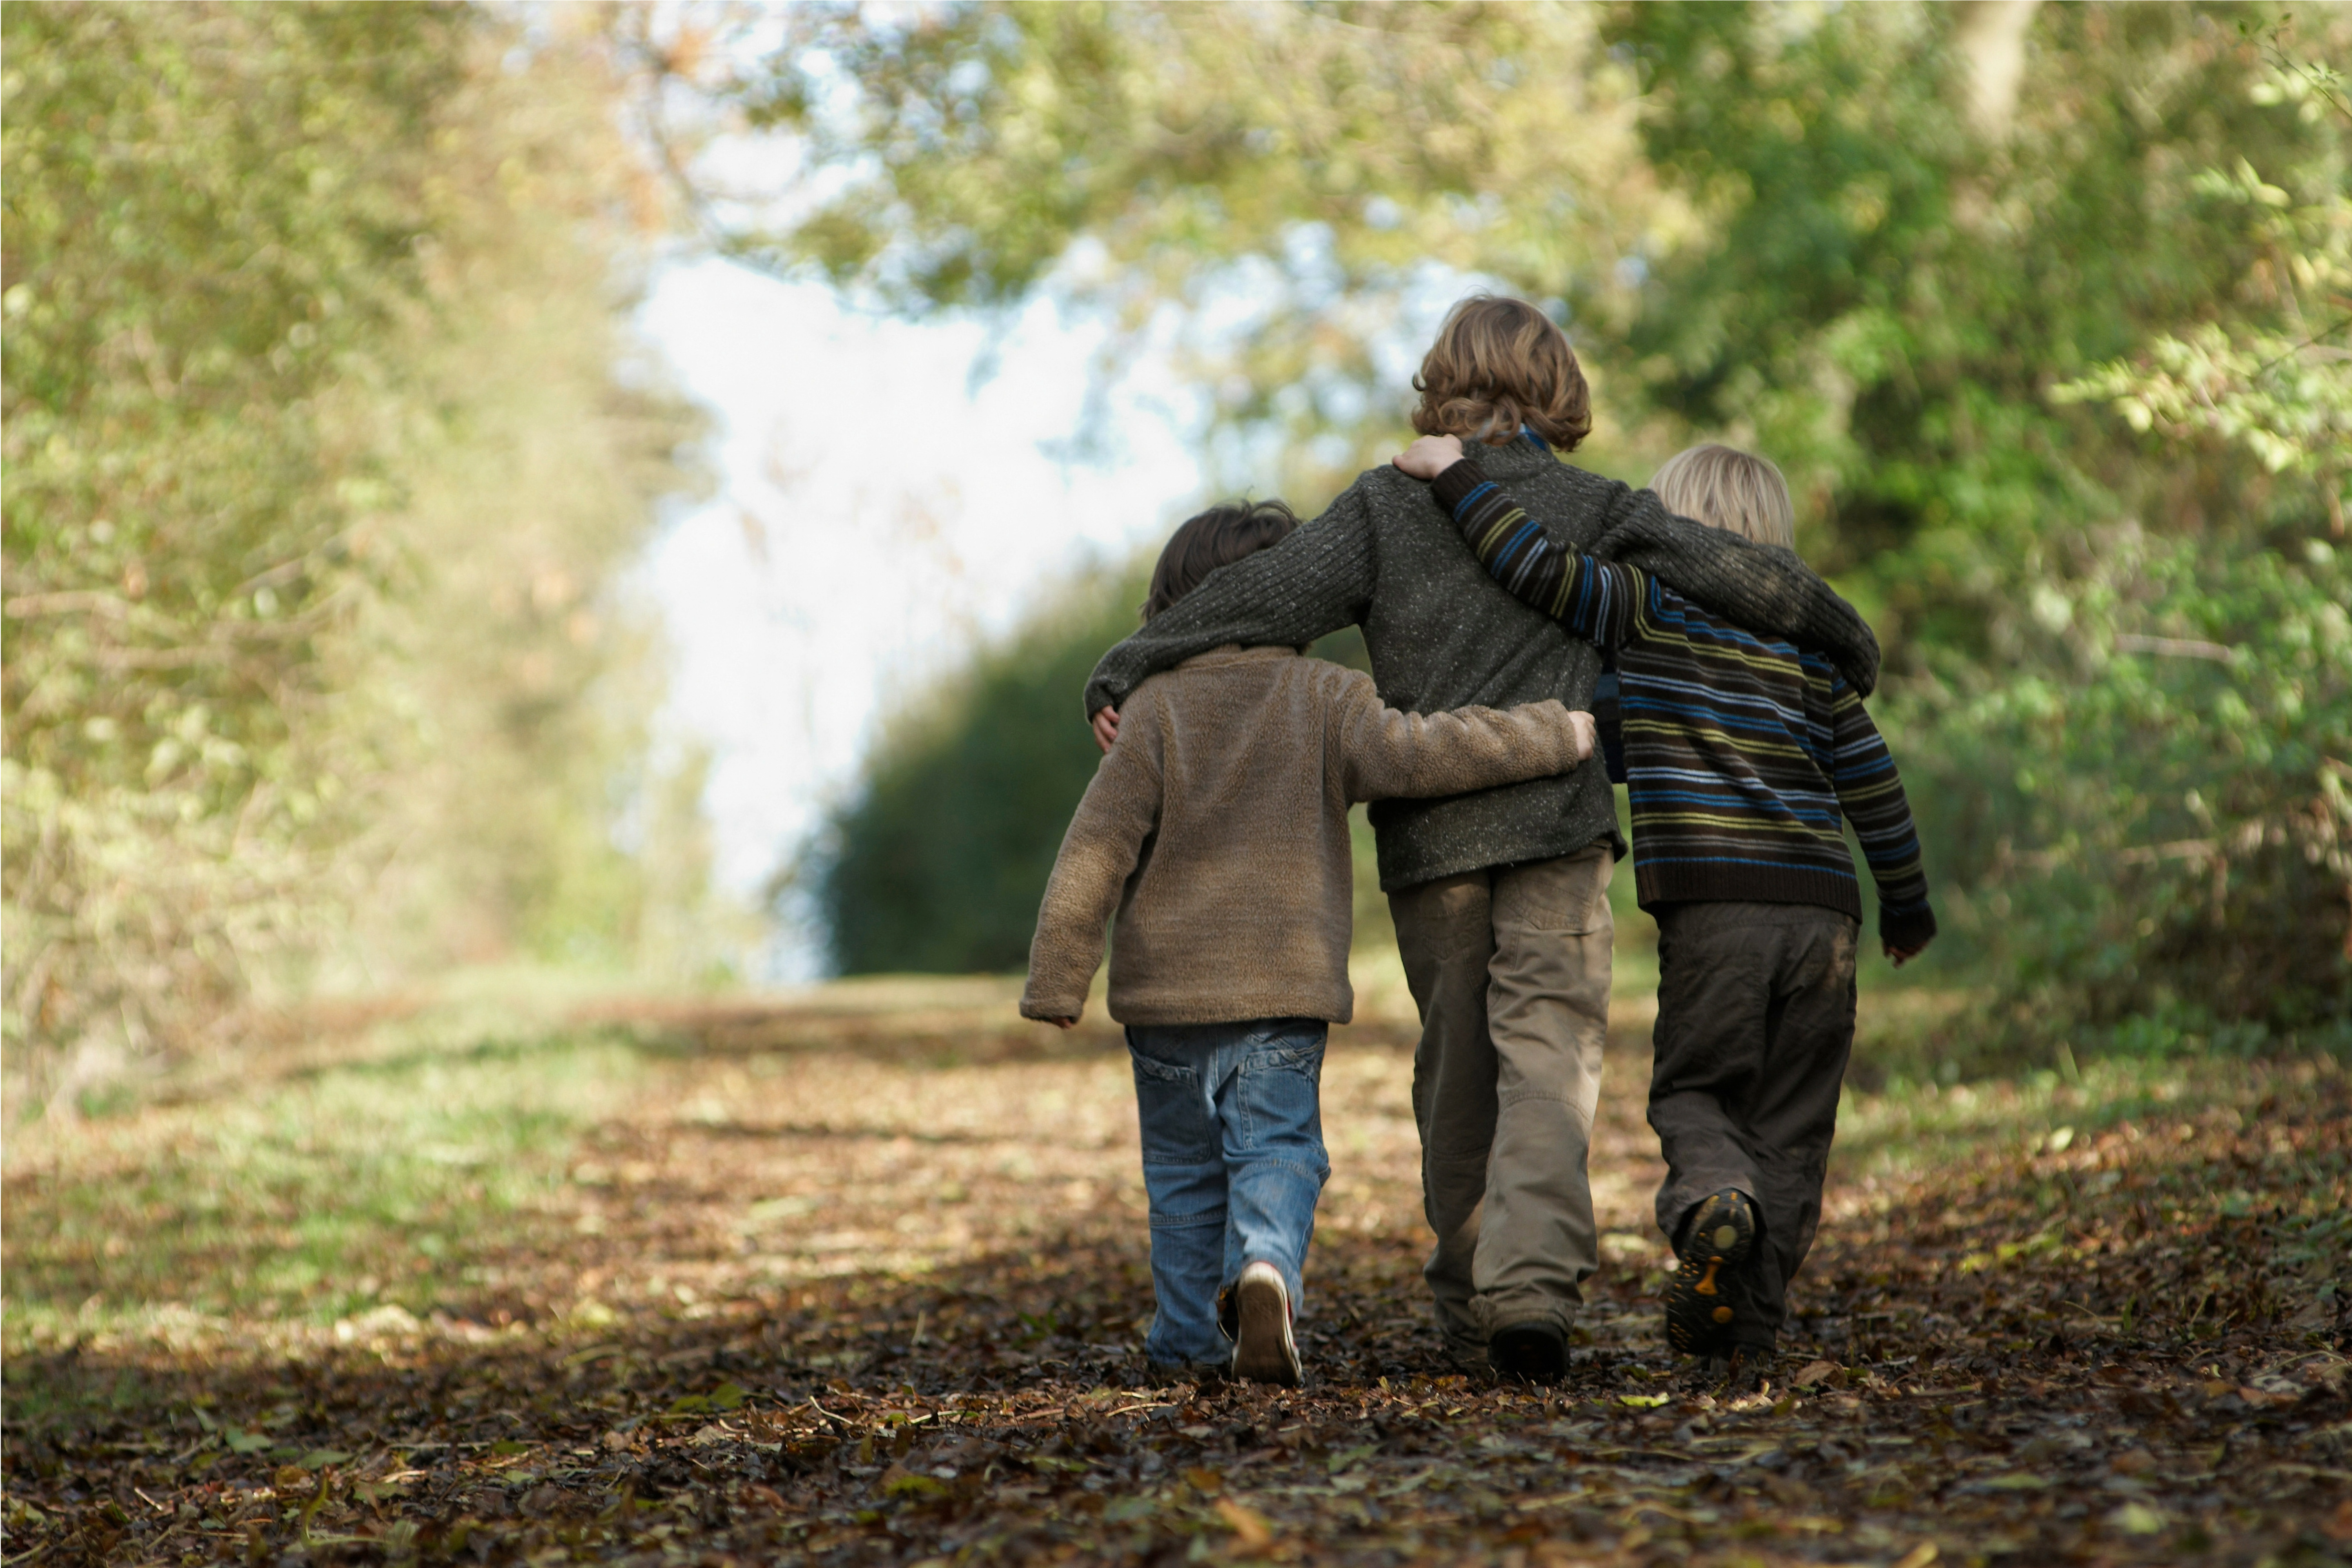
1021, 645, 1586, 1027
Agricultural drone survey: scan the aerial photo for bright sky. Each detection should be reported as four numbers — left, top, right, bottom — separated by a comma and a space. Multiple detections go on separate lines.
634, 259, 1204, 978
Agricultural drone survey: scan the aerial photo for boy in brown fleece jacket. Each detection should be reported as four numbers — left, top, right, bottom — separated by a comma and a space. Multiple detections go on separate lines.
1022, 499, 1595, 1384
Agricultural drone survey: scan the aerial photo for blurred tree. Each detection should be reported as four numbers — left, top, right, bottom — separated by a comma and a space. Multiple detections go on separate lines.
686, 1, 2348, 1048
649, 1, 1673, 499
2, 4, 715, 1104
810, 567, 1149, 975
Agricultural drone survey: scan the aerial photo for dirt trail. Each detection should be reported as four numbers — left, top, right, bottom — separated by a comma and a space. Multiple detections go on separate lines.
4, 991, 2348, 1566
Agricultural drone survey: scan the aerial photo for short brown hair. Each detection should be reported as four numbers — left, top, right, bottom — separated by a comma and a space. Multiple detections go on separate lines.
1143, 499, 1298, 621
1411, 295, 1592, 451
1650, 444, 1797, 550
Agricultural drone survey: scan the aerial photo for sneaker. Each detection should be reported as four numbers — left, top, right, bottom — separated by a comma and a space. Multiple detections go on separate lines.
1488, 1320, 1567, 1385
1664, 1188, 1758, 1356
1228, 1261, 1301, 1386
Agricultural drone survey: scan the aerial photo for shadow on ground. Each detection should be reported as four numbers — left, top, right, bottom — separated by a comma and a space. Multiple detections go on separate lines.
4, 994, 2349, 1567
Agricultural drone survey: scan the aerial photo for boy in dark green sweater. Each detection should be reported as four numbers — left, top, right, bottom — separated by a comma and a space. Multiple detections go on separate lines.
1396, 434, 1935, 1376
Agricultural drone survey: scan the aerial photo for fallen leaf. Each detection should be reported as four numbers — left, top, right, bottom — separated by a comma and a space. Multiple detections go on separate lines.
1216, 1497, 1274, 1550
1793, 1359, 1846, 1388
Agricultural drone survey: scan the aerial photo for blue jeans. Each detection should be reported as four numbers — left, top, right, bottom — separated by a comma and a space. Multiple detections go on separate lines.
1127, 1018, 1332, 1368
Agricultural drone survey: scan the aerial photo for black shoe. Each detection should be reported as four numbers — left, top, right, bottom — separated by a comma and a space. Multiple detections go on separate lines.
1664, 1188, 1758, 1356
1488, 1320, 1567, 1385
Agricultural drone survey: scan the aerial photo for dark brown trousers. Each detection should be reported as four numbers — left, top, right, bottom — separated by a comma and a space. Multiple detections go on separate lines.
1649, 901, 1859, 1351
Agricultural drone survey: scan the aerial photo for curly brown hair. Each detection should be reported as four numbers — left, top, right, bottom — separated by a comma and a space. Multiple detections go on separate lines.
1410, 295, 1592, 451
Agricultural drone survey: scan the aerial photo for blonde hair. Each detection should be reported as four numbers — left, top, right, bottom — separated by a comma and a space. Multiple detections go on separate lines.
1411, 295, 1592, 451
1650, 444, 1797, 550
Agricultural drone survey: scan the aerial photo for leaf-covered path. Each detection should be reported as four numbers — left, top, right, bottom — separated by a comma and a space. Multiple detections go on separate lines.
5, 982, 2348, 1566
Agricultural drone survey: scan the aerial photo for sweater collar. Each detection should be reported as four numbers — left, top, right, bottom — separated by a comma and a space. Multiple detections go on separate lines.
1178, 643, 1300, 670
1469, 429, 1560, 480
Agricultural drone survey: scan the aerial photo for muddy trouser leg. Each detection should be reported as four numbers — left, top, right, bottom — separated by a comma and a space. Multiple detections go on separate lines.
1391, 847, 1614, 1354
1648, 902, 1858, 1352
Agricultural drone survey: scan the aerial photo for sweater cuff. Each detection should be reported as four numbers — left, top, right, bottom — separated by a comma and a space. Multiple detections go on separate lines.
1020, 993, 1083, 1023
1879, 903, 1937, 953
1429, 458, 1494, 520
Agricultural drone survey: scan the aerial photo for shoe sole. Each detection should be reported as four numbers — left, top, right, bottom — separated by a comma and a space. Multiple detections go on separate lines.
1664, 1191, 1757, 1356
1229, 1268, 1301, 1386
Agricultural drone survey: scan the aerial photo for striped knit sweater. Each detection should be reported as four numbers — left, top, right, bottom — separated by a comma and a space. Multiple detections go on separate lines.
1432, 459, 1936, 949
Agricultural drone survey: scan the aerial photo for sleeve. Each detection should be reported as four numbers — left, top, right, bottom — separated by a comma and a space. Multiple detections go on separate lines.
1325, 668, 1586, 804
1019, 690, 1167, 1021
1827, 678, 1937, 951
1586, 481, 1884, 697
1082, 488, 1376, 719
1431, 458, 1652, 648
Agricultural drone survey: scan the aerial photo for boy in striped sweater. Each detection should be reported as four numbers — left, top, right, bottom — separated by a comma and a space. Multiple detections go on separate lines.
1395, 435, 1935, 1376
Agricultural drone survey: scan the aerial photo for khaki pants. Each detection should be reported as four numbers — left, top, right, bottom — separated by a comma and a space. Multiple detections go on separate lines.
1389, 846, 1614, 1354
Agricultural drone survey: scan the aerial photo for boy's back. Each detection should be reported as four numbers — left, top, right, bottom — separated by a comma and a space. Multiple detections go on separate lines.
1082, 437, 1881, 893
1022, 645, 1582, 1027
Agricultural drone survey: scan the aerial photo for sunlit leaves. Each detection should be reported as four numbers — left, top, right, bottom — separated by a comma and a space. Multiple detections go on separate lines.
0, 6, 706, 1085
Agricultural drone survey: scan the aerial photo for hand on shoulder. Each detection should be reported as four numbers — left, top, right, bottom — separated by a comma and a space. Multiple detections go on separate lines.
1394, 434, 1466, 481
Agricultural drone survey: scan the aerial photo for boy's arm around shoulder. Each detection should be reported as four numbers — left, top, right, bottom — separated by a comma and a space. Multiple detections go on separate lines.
1322, 665, 1594, 803
1430, 456, 1649, 647
1827, 679, 1937, 963
1020, 686, 1167, 1024
1082, 487, 1376, 723
1587, 475, 1883, 696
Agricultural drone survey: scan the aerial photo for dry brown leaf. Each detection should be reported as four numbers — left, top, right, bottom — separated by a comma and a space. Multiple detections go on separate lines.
1216, 1497, 1275, 1550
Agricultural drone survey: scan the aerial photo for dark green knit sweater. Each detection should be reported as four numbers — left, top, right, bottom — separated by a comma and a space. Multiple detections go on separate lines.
1084, 436, 1883, 892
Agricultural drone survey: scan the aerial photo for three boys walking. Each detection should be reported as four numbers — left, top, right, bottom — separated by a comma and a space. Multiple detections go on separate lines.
1022, 296, 1934, 1386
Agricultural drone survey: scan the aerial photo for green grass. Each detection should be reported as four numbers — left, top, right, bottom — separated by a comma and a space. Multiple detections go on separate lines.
3, 1023, 638, 1349
1834, 1047, 2339, 1189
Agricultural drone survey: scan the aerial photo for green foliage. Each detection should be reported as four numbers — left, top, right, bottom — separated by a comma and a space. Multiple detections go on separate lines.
1598, 3, 2352, 1054
1606, 3, 2345, 630
700, 2, 2350, 1045
4, 2, 468, 1066
1905, 534, 2352, 1048
811, 570, 1148, 974
675, 2, 1668, 499
4, 1004, 640, 1337
2, 4, 714, 1098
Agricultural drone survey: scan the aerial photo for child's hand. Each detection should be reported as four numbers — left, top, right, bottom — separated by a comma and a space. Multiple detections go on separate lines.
1045, 1015, 1078, 1029
1565, 708, 1596, 763
1091, 705, 1120, 753
1393, 434, 1465, 480
1884, 940, 1926, 968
